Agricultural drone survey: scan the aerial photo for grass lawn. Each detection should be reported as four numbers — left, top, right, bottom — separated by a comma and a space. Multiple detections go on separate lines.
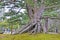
0, 33, 60, 40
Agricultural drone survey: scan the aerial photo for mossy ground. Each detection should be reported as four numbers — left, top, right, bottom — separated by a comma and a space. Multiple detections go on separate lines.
0, 33, 60, 40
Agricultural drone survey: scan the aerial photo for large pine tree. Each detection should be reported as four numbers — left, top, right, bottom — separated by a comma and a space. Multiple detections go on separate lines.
15, 0, 60, 34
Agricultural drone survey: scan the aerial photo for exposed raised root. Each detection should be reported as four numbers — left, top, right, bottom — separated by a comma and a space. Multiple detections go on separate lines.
15, 22, 31, 34
19, 23, 36, 34
30, 24, 37, 34
13, 20, 43, 34
14, 22, 37, 34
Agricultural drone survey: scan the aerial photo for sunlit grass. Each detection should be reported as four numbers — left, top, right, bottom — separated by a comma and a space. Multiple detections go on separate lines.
0, 33, 60, 40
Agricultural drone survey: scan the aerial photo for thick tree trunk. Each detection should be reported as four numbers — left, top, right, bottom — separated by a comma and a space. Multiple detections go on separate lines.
14, 0, 45, 34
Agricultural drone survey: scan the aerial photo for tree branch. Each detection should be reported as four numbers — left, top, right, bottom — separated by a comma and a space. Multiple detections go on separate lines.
45, 4, 60, 9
